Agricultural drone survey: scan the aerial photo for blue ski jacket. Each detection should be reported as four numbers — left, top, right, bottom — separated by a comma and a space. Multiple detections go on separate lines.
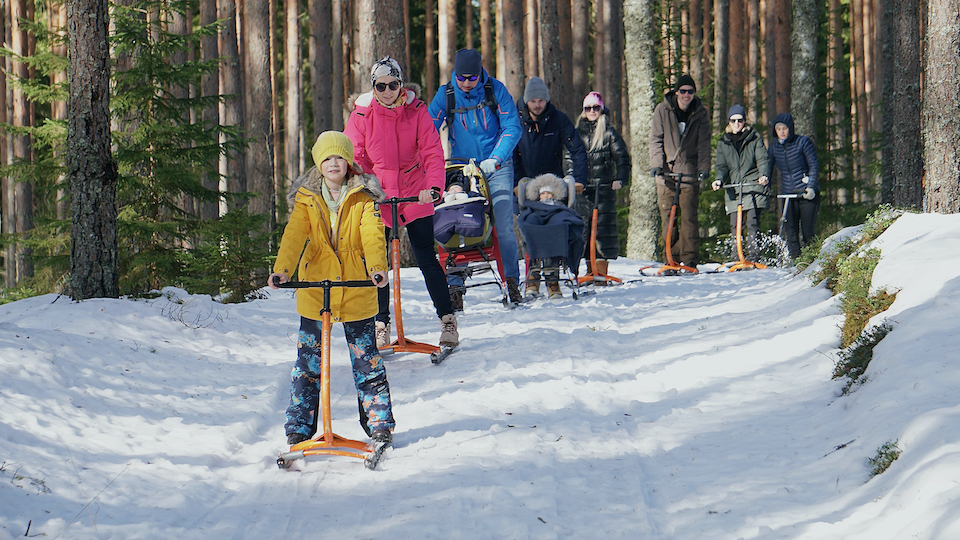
768, 112, 820, 195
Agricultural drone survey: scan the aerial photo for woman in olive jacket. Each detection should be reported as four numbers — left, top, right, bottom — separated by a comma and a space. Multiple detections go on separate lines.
574, 92, 631, 275
711, 105, 771, 262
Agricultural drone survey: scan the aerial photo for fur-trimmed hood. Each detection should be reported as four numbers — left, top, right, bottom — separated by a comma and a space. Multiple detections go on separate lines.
524, 173, 570, 203
286, 167, 385, 211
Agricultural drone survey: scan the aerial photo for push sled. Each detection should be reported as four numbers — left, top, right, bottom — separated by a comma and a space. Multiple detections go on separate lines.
378, 194, 455, 363
274, 277, 389, 470
640, 172, 699, 276
721, 181, 767, 272
435, 159, 511, 308
578, 179, 622, 286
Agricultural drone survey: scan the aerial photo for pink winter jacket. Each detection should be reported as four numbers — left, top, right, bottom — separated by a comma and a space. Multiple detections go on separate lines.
344, 89, 446, 228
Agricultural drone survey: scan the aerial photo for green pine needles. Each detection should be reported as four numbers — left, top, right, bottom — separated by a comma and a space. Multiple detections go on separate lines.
868, 440, 902, 478
833, 321, 893, 394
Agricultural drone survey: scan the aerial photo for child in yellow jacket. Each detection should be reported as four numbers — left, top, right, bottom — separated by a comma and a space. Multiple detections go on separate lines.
268, 131, 393, 446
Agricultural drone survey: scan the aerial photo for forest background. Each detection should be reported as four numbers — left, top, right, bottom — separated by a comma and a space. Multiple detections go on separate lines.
0, 0, 955, 301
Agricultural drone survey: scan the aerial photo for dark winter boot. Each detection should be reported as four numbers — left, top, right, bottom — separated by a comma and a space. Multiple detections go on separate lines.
371, 430, 392, 444
449, 288, 464, 312
505, 277, 523, 304
287, 433, 309, 446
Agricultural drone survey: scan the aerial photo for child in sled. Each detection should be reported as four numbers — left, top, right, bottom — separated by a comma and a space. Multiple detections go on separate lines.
267, 131, 394, 447
518, 173, 585, 300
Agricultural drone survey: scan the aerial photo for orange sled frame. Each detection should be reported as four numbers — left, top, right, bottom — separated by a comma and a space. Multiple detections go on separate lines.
578, 180, 622, 286
723, 181, 767, 272
640, 172, 699, 276
276, 279, 379, 469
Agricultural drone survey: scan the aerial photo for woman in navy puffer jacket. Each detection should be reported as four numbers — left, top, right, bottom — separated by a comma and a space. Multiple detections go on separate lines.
768, 112, 819, 260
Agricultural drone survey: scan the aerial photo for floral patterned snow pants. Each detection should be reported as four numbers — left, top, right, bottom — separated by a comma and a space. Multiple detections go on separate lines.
284, 316, 395, 438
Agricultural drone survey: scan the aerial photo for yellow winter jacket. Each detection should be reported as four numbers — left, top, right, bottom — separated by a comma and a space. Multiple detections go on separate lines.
273, 168, 387, 323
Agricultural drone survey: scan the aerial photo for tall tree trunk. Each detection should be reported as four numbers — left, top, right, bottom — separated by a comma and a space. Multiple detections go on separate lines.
524, 0, 538, 76
499, 0, 525, 100
828, 0, 851, 204
2, 0, 12, 287
922, 0, 960, 212
571, 0, 589, 99
880, 0, 921, 208
746, 0, 759, 121
331, 0, 345, 128
465, 0, 473, 48
689, 0, 703, 88
623, 0, 657, 259
602, 0, 622, 129
170, 6, 195, 219
200, 0, 219, 220
480, 0, 492, 70
728, 0, 743, 105
310, 0, 333, 139
851, 0, 867, 184
556, 0, 573, 115
791, 0, 818, 140
357, 0, 406, 76
593, 0, 607, 98
51, 1, 69, 219
539, 0, 564, 104
774, 0, 791, 116
712, 0, 729, 129
220, 0, 245, 207
242, 0, 276, 230
68, 0, 119, 299
426, 0, 436, 95
285, 0, 302, 186
10, 0, 33, 283
438, 0, 456, 84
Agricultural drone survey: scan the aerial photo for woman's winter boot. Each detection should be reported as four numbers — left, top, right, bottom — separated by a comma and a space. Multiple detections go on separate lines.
439, 314, 459, 346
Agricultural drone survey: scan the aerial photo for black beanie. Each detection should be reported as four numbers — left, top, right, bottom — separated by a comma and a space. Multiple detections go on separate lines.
674, 74, 696, 92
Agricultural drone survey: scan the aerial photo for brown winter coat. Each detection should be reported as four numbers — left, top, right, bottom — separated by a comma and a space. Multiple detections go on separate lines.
649, 92, 712, 188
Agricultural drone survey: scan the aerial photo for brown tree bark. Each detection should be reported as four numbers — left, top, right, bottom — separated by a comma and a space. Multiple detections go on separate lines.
2, 0, 12, 287
68, 0, 119, 298
480, 0, 493, 71
438, 0, 457, 84
571, 0, 589, 100
602, 0, 623, 129
539, 0, 565, 105
713, 0, 729, 129
594, 0, 607, 98
331, 0, 345, 128
774, 0, 791, 116
426, 0, 437, 95
880, 0, 921, 209
689, 0, 703, 88
746, 0, 759, 121
465, 0, 473, 49
200, 0, 219, 220
310, 0, 333, 138
10, 0, 34, 283
922, 0, 960, 212
728, 0, 743, 106
219, 0, 245, 205
524, 0, 538, 76
556, 0, 574, 116
242, 0, 276, 229
499, 0, 525, 100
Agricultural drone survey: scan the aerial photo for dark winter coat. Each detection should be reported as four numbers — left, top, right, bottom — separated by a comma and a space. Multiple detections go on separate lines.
575, 114, 631, 259
649, 92, 712, 186
513, 101, 589, 185
518, 201, 585, 271
768, 112, 819, 195
715, 125, 772, 214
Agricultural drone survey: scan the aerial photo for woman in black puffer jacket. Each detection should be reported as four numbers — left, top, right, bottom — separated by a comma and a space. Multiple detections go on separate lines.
574, 92, 631, 276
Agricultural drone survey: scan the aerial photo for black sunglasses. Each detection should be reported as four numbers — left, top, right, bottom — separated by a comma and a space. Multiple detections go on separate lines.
729, 118, 745, 124
375, 80, 401, 92
584, 105, 602, 112
456, 74, 480, 82
677, 88, 695, 95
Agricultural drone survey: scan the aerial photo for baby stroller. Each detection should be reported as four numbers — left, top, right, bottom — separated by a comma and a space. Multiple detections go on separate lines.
516, 174, 585, 300
434, 159, 510, 308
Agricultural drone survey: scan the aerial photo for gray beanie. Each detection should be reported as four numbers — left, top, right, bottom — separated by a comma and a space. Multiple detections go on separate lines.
523, 77, 550, 103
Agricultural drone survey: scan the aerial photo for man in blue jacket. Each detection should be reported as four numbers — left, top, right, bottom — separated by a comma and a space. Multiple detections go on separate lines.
513, 76, 588, 298
768, 112, 820, 261
430, 48, 524, 304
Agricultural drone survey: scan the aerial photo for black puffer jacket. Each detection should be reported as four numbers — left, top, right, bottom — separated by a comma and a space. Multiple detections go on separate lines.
513, 101, 589, 185
574, 114, 631, 259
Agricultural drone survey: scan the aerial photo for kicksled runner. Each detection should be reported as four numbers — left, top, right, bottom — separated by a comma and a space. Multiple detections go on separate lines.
274, 277, 392, 470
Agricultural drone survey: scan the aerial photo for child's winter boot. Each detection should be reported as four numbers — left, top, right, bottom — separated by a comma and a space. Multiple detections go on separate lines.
375, 321, 391, 348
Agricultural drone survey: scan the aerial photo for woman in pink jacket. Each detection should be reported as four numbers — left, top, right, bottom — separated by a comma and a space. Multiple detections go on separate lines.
344, 57, 457, 349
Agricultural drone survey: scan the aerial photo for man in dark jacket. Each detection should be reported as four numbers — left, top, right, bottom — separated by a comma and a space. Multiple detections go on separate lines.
768, 112, 820, 260
649, 74, 711, 269
513, 76, 588, 298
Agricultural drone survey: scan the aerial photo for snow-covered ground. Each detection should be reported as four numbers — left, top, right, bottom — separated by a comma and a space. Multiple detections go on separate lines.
2, 212, 960, 540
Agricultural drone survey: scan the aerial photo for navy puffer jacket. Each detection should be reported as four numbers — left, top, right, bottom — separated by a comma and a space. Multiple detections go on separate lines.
513, 101, 589, 185
768, 113, 819, 195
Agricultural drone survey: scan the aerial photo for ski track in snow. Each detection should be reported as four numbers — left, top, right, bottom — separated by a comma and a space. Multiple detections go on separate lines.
3, 213, 960, 539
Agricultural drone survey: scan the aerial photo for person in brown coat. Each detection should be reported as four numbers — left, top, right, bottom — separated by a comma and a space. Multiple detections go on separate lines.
649, 74, 712, 268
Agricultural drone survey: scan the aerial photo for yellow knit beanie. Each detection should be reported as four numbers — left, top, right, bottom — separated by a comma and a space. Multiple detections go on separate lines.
311, 131, 358, 170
